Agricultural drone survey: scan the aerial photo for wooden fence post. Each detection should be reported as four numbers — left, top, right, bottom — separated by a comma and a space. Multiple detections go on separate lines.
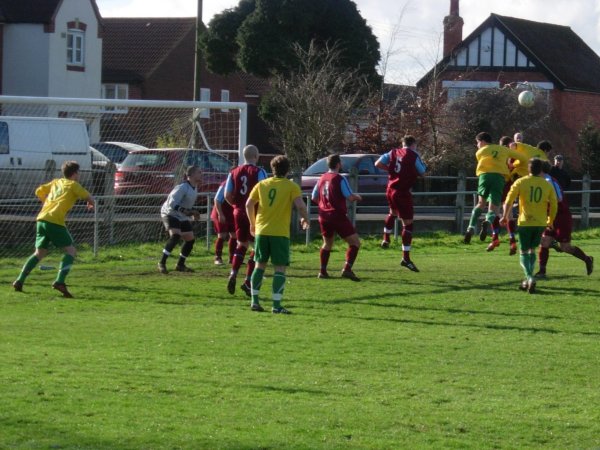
455, 170, 466, 233
581, 173, 591, 229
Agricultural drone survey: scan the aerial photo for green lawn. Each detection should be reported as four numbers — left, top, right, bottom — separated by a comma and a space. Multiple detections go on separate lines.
1, 232, 599, 449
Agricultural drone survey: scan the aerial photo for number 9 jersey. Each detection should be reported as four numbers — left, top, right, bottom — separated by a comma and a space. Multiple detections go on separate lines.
248, 177, 302, 238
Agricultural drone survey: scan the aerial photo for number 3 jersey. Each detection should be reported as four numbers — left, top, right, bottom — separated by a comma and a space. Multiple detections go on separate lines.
225, 164, 268, 211
505, 175, 557, 227
248, 177, 301, 238
377, 147, 427, 192
311, 172, 353, 218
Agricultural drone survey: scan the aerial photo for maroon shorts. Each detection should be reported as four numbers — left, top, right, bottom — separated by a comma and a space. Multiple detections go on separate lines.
211, 207, 234, 234
233, 209, 254, 242
544, 210, 572, 243
319, 215, 356, 239
386, 190, 414, 220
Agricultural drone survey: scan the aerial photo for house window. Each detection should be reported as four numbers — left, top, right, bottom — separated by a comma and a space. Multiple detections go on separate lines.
102, 84, 129, 113
199, 88, 211, 118
221, 90, 230, 112
67, 29, 85, 68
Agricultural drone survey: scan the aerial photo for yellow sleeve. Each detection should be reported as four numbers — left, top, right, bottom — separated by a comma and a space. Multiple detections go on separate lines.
35, 181, 52, 202
507, 148, 528, 164
547, 188, 558, 226
73, 182, 90, 200
248, 183, 260, 203
505, 178, 520, 207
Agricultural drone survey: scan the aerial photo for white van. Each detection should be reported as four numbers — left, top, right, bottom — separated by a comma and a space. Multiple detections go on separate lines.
0, 117, 93, 199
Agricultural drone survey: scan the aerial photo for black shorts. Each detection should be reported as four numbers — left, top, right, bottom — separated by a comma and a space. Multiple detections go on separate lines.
162, 215, 193, 233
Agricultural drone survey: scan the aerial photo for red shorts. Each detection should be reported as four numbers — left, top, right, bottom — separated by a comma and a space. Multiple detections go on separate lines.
543, 209, 572, 243
233, 208, 254, 242
211, 208, 234, 234
386, 189, 414, 220
319, 214, 356, 239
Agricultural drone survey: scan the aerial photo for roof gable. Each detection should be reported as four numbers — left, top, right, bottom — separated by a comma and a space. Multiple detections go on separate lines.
418, 14, 600, 93
102, 18, 195, 81
0, 0, 62, 23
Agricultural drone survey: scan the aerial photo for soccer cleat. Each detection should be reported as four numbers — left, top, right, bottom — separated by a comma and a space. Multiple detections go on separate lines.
527, 279, 536, 294
509, 241, 518, 256
486, 239, 500, 252
380, 240, 390, 249
214, 257, 224, 266
12, 280, 23, 292
586, 256, 594, 275
272, 306, 292, 314
317, 271, 330, 279
157, 262, 168, 274
175, 264, 194, 273
401, 259, 420, 272
250, 303, 265, 312
240, 283, 251, 297
52, 282, 73, 298
479, 221, 490, 241
550, 240, 563, 253
227, 274, 236, 295
519, 280, 528, 291
341, 270, 360, 282
463, 228, 474, 244
534, 271, 547, 279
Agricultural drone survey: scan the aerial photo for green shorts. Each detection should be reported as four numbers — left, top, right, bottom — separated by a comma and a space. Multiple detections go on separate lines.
254, 235, 290, 266
478, 173, 506, 205
36, 220, 74, 249
517, 226, 545, 252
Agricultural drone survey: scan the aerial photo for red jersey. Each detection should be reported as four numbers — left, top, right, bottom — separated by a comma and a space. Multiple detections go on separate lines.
210, 181, 233, 223
226, 164, 267, 210
385, 147, 423, 192
315, 172, 350, 217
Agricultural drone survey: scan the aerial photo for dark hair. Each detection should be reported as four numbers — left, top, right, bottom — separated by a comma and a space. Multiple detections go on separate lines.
537, 140, 552, 152
271, 155, 290, 177
499, 136, 513, 147
327, 154, 341, 169
62, 161, 80, 178
529, 158, 543, 176
476, 132, 492, 144
403, 135, 416, 147
185, 165, 200, 178
541, 161, 552, 173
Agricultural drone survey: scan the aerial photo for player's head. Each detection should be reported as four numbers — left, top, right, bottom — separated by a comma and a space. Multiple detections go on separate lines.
184, 165, 201, 181
554, 154, 564, 167
537, 140, 552, 153
499, 136, 513, 147
243, 144, 259, 163
529, 158, 543, 176
62, 161, 80, 179
514, 132, 523, 143
476, 132, 492, 146
402, 135, 416, 149
541, 160, 553, 174
271, 155, 290, 177
327, 154, 341, 170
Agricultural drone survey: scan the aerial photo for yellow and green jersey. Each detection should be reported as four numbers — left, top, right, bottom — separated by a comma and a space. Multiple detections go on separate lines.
511, 143, 548, 178
36, 178, 90, 226
505, 175, 557, 227
249, 176, 302, 238
475, 144, 525, 178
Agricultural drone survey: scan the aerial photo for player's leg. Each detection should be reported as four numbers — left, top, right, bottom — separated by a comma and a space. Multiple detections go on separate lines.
175, 223, 195, 272
270, 237, 291, 314
340, 218, 360, 281
159, 216, 181, 273
381, 203, 396, 248
555, 212, 593, 274
560, 242, 593, 275
250, 235, 269, 312
318, 225, 335, 278
228, 211, 250, 294
14, 222, 50, 290
228, 232, 237, 264
482, 174, 504, 242
536, 232, 553, 278
464, 178, 487, 242
213, 217, 226, 265
242, 241, 256, 295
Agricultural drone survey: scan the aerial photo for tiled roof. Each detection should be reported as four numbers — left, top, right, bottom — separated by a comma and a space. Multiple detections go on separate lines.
102, 17, 195, 80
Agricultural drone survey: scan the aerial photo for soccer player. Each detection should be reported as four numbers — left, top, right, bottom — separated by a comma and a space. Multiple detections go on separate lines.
536, 162, 593, 278
375, 135, 427, 272
12, 161, 95, 298
245, 155, 310, 314
500, 158, 557, 294
549, 154, 571, 191
158, 165, 202, 274
463, 132, 526, 245
210, 181, 236, 265
311, 154, 362, 281
225, 145, 268, 296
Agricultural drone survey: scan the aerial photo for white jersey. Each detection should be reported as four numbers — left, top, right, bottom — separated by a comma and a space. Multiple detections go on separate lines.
160, 181, 198, 221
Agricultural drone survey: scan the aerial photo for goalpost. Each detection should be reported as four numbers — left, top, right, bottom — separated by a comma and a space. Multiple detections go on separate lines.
0, 95, 247, 259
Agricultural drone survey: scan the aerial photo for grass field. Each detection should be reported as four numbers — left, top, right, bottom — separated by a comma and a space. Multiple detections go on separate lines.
1, 231, 600, 449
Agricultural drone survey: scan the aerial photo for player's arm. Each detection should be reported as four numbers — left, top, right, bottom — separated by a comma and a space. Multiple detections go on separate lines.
293, 196, 310, 230
311, 183, 320, 204
35, 182, 52, 202
75, 183, 95, 210
85, 194, 95, 211
374, 152, 390, 171
214, 185, 226, 222
340, 177, 361, 202
224, 173, 235, 206
416, 155, 427, 178
547, 188, 558, 227
245, 196, 258, 236
500, 182, 519, 225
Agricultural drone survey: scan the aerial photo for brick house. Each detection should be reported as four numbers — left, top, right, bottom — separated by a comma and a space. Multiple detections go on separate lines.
418, 0, 600, 168
101, 17, 275, 152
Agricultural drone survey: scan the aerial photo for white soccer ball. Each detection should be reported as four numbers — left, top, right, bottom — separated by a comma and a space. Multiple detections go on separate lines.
518, 90, 535, 108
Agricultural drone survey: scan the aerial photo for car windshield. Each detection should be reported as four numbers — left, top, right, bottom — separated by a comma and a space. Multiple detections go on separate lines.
303, 156, 360, 175
121, 153, 167, 168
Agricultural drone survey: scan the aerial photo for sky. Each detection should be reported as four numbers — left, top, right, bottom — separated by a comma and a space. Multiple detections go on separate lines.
96, 0, 600, 85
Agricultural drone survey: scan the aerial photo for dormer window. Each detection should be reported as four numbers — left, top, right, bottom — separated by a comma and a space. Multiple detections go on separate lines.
66, 21, 87, 71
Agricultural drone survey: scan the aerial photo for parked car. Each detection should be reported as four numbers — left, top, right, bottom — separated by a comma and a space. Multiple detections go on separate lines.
114, 148, 233, 203
301, 154, 388, 208
91, 141, 148, 165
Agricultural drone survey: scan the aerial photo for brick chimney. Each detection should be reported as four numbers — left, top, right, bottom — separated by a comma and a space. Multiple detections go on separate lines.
443, 0, 463, 58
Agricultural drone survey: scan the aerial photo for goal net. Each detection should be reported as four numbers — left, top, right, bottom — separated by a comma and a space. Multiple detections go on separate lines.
0, 96, 247, 260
